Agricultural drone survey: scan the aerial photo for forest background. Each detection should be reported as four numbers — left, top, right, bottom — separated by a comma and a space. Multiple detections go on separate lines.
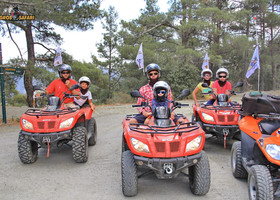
0, 0, 280, 107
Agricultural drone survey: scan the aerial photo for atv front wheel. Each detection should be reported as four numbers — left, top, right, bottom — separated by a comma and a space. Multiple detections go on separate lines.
189, 150, 211, 196
72, 126, 88, 163
18, 133, 38, 164
248, 165, 273, 200
88, 118, 97, 146
231, 141, 247, 178
122, 150, 138, 197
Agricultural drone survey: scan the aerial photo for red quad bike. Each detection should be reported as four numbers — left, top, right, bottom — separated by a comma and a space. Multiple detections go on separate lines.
121, 89, 210, 197
231, 92, 280, 200
192, 82, 243, 148
18, 85, 97, 164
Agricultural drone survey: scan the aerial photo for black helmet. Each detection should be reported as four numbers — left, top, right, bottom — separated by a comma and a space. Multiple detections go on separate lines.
145, 63, 161, 79
58, 64, 72, 77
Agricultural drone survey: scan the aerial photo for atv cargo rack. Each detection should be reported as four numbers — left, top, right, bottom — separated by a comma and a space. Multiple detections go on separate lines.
201, 103, 241, 111
129, 122, 199, 135
25, 107, 78, 117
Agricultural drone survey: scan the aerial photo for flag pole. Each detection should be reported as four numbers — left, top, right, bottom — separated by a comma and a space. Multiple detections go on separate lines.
255, 16, 260, 92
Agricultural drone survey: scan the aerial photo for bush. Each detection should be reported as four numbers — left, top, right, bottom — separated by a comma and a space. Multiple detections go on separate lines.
7, 94, 27, 106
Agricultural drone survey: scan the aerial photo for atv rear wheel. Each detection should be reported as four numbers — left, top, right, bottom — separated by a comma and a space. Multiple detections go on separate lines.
18, 133, 38, 164
248, 165, 273, 200
72, 126, 88, 163
122, 150, 138, 197
231, 141, 247, 178
189, 150, 210, 196
88, 118, 97, 146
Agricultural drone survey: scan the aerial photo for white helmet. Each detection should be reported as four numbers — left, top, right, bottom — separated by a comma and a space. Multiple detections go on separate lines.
216, 67, 229, 78
201, 68, 213, 78
78, 76, 91, 86
153, 81, 169, 99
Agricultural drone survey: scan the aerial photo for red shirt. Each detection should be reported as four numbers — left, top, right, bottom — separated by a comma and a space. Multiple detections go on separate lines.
212, 80, 232, 94
137, 83, 173, 113
46, 79, 78, 103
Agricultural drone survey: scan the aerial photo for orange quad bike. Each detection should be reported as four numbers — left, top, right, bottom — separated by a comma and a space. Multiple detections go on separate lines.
18, 85, 97, 164
231, 92, 280, 200
121, 89, 210, 197
192, 82, 243, 148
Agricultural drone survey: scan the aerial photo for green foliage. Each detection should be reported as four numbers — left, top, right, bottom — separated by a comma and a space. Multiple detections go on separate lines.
106, 92, 134, 104
7, 94, 27, 106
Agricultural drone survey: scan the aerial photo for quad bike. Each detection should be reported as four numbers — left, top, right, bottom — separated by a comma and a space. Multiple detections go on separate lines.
192, 82, 243, 148
18, 85, 97, 164
121, 89, 210, 197
231, 93, 280, 200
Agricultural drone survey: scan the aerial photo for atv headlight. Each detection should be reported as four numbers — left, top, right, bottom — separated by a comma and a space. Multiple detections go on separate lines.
22, 119, 33, 130
202, 113, 214, 122
131, 138, 150, 153
59, 117, 74, 129
266, 144, 280, 160
186, 136, 202, 152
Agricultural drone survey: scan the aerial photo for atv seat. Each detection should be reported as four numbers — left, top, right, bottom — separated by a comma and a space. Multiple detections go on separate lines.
258, 119, 280, 135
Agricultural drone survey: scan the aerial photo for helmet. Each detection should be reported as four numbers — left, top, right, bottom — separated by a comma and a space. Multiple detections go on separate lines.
216, 67, 229, 78
201, 68, 213, 78
153, 81, 169, 99
58, 64, 72, 77
145, 63, 161, 79
79, 76, 91, 86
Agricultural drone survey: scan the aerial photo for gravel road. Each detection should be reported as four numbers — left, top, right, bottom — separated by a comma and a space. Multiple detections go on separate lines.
0, 102, 249, 200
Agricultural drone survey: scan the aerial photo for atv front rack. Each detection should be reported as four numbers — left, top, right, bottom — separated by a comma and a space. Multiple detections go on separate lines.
201, 104, 241, 111
129, 122, 199, 136
25, 107, 78, 117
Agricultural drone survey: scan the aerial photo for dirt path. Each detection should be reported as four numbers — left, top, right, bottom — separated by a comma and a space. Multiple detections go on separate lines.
0, 102, 248, 200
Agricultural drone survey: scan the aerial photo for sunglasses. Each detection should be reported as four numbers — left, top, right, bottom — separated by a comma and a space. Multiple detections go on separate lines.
157, 90, 166, 94
204, 74, 211, 77
219, 75, 226, 78
149, 72, 158, 76
61, 71, 70, 74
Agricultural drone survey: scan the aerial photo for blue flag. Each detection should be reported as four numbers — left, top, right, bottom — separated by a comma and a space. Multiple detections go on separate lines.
246, 46, 260, 78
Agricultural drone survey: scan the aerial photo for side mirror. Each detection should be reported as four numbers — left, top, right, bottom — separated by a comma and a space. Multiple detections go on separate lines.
201, 83, 209, 88
257, 97, 278, 113
69, 84, 79, 91
176, 89, 190, 99
234, 82, 243, 89
130, 90, 145, 99
33, 85, 43, 91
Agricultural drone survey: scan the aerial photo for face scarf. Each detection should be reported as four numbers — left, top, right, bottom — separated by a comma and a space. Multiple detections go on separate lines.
218, 80, 227, 87
203, 79, 211, 86
60, 76, 70, 83
80, 88, 88, 95
149, 78, 159, 87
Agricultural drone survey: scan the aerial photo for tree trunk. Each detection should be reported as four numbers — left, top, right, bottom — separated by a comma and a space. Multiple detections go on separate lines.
24, 22, 35, 107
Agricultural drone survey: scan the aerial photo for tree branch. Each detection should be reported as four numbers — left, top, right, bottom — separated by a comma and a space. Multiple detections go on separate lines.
0, 1, 35, 6
5, 22, 25, 62
33, 42, 55, 54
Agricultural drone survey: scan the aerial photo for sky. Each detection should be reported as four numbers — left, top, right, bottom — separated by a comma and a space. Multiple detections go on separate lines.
1, 0, 169, 64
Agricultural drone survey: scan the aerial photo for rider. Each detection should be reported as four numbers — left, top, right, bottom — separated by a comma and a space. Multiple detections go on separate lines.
74, 76, 95, 111
192, 68, 213, 106
129, 63, 173, 124
206, 67, 232, 105
144, 81, 182, 125
46, 64, 80, 108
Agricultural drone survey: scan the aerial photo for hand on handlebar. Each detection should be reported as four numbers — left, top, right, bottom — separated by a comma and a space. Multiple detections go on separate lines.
142, 110, 152, 117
